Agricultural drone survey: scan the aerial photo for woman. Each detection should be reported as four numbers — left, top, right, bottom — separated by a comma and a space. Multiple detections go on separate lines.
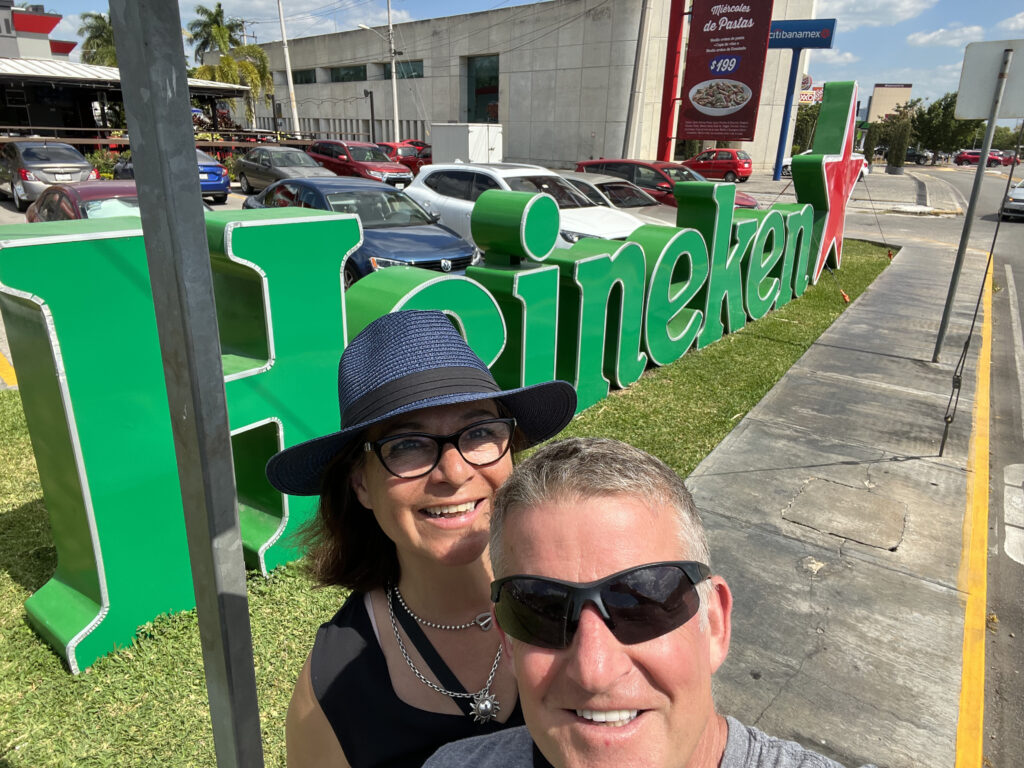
266, 310, 577, 768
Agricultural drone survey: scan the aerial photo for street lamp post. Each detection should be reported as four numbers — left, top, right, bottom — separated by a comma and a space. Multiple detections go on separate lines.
360, 0, 401, 142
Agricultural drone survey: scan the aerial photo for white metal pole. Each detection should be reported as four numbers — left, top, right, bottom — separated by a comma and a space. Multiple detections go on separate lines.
388, 0, 400, 142
277, 0, 301, 135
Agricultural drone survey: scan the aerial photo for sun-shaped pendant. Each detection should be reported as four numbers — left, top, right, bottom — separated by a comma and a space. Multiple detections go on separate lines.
470, 692, 500, 724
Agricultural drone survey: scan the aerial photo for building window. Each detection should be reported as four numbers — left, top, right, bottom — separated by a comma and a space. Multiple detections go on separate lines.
381, 60, 424, 80
330, 65, 367, 82
292, 69, 317, 85
467, 55, 498, 123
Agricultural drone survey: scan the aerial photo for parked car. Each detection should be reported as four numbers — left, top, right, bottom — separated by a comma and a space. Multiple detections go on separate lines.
376, 141, 432, 175
905, 147, 933, 165
234, 146, 336, 193
242, 176, 480, 288
1001, 179, 1024, 221
113, 149, 231, 203
0, 141, 98, 211
781, 149, 868, 181
1000, 150, 1019, 167
680, 148, 752, 182
306, 140, 413, 187
575, 158, 759, 208
953, 150, 1002, 167
405, 162, 644, 247
25, 180, 139, 222
24, 180, 213, 222
399, 139, 430, 150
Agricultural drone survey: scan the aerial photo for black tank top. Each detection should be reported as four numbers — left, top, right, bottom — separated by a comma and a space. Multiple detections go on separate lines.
310, 593, 525, 768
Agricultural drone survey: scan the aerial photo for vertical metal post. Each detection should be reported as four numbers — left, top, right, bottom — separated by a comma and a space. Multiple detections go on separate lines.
388, 0, 400, 142
277, 0, 301, 135
933, 48, 1014, 362
657, 0, 688, 161
108, 3, 265, 767
365, 89, 376, 142
773, 49, 801, 181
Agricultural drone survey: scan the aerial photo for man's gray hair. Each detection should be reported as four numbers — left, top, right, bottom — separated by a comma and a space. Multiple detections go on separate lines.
491, 437, 713, 625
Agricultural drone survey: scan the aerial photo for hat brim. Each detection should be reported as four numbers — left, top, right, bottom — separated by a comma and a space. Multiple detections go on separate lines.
266, 379, 577, 496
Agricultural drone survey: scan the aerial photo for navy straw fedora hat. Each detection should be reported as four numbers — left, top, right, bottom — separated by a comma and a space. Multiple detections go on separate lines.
266, 310, 577, 496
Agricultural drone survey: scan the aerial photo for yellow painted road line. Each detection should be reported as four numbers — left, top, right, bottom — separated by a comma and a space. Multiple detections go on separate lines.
955, 266, 991, 768
0, 349, 16, 387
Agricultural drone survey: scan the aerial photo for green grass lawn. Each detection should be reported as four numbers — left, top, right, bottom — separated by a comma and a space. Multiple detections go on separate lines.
0, 242, 890, 767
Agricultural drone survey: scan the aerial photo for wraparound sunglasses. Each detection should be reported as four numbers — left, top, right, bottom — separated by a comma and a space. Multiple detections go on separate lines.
490, 561, 711, 650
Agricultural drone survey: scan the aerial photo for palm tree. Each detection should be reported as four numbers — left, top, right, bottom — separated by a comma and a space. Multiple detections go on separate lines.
194, 44, 274, 128
187, 2, 245, 64
77, 11, 118, 67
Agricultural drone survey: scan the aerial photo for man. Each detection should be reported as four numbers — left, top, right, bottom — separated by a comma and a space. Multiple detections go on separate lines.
425, 437, 875, 768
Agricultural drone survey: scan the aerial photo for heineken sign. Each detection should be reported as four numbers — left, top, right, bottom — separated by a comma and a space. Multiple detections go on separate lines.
0, 82, 863, 672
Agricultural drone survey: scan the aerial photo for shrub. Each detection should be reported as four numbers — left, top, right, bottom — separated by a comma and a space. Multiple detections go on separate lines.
85, 148, 123, 178
887, 121, 911, 168
862, 123, 881, 164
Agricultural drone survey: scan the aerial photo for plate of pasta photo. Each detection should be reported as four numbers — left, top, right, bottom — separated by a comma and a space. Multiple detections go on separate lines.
688, 79, 752, 116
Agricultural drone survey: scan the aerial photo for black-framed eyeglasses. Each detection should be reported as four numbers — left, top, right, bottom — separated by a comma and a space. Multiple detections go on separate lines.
364, 417, 516, 479
490, 561, 711, 649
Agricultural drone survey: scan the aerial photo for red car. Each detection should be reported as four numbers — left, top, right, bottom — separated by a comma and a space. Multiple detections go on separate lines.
1000, 151, 1019, 167
376, 141, 432, 175
680, 148, 752, 182
953, 150, 1002, 167
574, 158, 759, 209
25, 180, 140, 222
306, 140, 414, 187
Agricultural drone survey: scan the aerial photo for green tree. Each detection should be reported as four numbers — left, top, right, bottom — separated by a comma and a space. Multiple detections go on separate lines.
77, 11, 117, 66
912, 93, 984, 155
187, 2, 245, 64
990, 124, 1023, 151
194, 44, 274, 128
862, 122, 882, 164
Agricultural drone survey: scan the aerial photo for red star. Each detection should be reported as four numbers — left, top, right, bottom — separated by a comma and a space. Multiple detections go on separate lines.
793, 84, 865, 284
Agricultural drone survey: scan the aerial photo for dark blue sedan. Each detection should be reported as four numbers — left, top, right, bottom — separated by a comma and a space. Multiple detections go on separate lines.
113, 149, 231, 204
242, 176, 481, 288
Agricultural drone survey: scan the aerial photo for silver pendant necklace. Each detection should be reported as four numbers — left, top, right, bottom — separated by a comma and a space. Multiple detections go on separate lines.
386, 587, 502, 724
393, 584, 493, 631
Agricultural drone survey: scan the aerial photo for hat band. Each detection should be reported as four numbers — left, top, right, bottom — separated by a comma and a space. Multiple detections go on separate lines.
342, 366, 501, 428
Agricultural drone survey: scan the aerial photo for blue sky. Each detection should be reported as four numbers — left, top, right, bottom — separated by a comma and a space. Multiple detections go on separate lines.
49, 0, 1024, 108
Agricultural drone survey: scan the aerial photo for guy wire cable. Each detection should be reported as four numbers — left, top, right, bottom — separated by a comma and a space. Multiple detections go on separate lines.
939, 120, 1024, 456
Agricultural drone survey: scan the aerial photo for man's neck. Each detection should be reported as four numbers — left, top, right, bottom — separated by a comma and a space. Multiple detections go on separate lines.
685, 712, 730, 768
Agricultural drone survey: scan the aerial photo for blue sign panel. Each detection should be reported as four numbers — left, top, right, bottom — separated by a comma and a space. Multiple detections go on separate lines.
769, 19, 836, 49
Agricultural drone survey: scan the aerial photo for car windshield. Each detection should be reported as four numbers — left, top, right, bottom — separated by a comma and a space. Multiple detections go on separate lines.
21, 145, 86, 164
566, 179, 608, 206
737, 151, 751, 160
598, 182, 658, 208
326, 189, 434, 228
505, 175, 593, 208
660, 166, 695, 183
83, 197, 142, 219
272, 151, 318, 167
195, 150, 219, 165
348, 146, 391, 163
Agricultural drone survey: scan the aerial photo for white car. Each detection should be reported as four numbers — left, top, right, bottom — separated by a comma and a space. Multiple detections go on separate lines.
1001, 179, 1024, 221
781, 149, 868, 181
404, 162, 644, 247
560, 171, 680, 227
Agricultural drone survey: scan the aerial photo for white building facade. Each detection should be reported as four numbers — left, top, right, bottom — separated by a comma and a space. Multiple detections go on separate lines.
252, 0, 816, 170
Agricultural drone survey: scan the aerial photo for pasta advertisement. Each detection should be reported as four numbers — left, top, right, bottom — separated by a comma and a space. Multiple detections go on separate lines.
678, 1, 776, 141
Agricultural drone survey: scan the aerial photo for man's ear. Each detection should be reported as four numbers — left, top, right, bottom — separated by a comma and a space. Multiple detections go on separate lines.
494, 610, 517, 675
706, 576, 732, 673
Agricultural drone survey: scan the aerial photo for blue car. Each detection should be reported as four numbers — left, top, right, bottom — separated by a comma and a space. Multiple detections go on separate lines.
242, 176, 481, 288
112, 149, 231, 204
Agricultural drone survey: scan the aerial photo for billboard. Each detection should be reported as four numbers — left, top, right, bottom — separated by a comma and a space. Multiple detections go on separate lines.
769, 19, 837, 49
678, 1, 777, 141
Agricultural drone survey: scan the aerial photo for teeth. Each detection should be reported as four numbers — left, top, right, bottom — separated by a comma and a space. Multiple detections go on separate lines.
575, 709, 638, 726
423, 501, 475, 518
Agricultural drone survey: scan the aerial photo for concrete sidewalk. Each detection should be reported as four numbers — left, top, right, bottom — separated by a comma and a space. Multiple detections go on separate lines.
741, 164, 973, 216
689, 240, 989, 767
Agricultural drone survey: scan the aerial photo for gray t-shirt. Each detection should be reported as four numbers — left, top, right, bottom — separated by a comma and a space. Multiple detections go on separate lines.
423, 716, 877, 768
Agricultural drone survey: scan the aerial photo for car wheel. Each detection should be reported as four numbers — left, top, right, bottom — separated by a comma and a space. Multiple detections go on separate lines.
11, 182, 27, 212
988, 159, 998, 167
343, 262, 359, 291
212, 194, 227, 204
781, 166, 791, 177
724, 171, 737, 183
916, 157, 926, 165
239, 174, 252, 194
